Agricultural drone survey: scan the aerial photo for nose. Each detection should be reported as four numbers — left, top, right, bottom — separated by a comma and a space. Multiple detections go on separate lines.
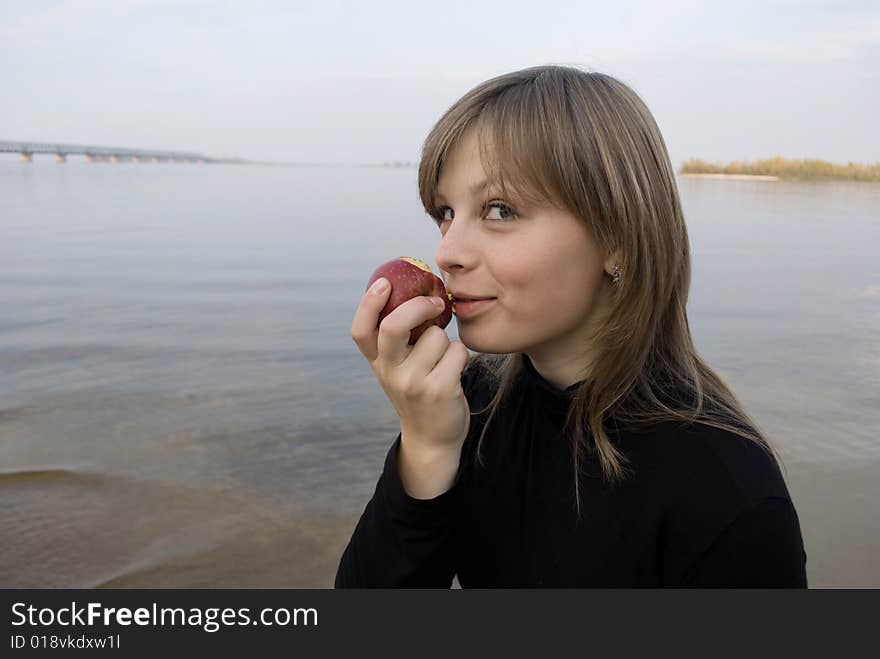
434, 215, 480, 281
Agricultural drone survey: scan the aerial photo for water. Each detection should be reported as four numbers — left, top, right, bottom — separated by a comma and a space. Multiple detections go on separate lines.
1, 160, 877, 587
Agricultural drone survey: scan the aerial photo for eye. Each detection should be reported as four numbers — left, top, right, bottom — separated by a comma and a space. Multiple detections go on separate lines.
485, 200, 516, 221
434, 206, 454, 224
430, 200, 518, 227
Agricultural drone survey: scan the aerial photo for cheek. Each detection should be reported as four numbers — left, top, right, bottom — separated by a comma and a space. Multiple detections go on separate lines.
502, 250, 603, 324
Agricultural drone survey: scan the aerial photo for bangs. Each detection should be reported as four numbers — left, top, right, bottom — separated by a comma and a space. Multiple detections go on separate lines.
419, 80, 571, 218
472, 96, 565, 209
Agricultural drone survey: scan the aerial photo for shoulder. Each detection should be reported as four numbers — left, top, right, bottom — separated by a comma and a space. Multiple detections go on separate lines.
629, 421, 804, 584
632, 419, 792, 503
680, 495, 807, 587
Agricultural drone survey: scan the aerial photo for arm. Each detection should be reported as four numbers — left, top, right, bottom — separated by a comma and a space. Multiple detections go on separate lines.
681, 497, 808, 588
334, 433, 464, 588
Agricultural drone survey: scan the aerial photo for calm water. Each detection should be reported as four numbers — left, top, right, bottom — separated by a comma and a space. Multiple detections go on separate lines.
1, 160, 877, 587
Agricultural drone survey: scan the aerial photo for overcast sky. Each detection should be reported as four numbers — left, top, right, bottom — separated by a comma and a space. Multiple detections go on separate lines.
2, 0, 878, 166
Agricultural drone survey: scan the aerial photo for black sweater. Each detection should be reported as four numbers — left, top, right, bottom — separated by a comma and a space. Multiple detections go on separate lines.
335, 355, 808, 588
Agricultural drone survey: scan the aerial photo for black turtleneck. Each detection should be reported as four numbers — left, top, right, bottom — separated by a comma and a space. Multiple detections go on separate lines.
335, 355, 807, 588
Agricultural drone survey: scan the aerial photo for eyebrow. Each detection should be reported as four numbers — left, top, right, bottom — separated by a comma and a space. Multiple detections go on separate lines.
433, 179, 491, 202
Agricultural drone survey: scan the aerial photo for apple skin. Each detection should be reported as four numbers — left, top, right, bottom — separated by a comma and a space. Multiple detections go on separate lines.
366, 256, 453, 346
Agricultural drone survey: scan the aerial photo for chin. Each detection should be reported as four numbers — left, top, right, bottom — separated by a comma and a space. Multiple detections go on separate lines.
457, 325, 520, 355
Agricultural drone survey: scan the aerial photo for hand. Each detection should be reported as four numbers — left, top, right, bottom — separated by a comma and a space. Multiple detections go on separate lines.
351, 278, 471, 458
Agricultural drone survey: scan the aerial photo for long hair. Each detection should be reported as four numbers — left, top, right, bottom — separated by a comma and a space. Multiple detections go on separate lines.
417, 64, 783, 521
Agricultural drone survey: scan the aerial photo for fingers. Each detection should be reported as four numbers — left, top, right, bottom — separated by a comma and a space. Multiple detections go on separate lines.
351, 278, 466, 408
350, 277, 392, 363
423, 338, 470, 396
378, 295, 447, 367
406, 324, 451, 373
351, 278, 448, 367
385, 325, 466, 401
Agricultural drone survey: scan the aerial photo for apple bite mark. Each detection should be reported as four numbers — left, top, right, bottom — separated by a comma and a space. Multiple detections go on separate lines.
399, 256, 433, 273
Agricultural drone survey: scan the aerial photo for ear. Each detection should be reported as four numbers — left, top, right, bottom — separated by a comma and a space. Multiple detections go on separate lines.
604, 250, 621, 277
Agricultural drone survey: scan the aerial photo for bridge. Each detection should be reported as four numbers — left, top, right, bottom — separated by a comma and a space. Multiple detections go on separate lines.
0, 140, 237, 164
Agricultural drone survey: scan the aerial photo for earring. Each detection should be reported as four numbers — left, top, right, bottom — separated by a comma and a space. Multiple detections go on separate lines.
612, 264, 621, 287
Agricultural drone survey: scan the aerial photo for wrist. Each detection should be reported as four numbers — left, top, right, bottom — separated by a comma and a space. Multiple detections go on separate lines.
397, 434, 462, 499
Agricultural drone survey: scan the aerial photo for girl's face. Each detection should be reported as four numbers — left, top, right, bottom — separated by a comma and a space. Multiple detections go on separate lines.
433, 126, 616, 382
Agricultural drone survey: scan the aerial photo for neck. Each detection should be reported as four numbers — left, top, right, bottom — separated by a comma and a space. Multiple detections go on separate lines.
523, 352, 590, 391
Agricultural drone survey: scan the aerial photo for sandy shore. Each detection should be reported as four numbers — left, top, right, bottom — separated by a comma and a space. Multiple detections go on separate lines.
0, 456, 874, 587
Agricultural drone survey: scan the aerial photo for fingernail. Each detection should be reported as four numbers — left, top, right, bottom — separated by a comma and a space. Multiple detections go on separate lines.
432, 297, 444, 308
370, 278, 388, 295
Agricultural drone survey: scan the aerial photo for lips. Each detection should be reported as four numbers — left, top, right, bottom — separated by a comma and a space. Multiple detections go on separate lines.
452, 297, 496, 319
450, 290, 496, 302
449, 289, 497, 319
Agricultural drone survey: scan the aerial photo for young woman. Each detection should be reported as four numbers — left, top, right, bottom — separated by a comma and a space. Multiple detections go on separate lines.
337, 65, 807, 588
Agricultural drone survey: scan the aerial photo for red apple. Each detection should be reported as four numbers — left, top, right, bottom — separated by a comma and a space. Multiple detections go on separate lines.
366, 256, 453, 346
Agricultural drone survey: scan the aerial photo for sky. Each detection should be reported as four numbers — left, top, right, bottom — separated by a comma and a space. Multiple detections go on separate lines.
2, 0, 878, 166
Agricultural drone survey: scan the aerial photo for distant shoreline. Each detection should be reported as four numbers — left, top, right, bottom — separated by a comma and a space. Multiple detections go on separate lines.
679, 173, 779, 181
679, 157, 880, 182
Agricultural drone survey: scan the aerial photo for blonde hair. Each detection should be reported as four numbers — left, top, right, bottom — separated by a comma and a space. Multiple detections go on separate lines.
417, 64, 784, 521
